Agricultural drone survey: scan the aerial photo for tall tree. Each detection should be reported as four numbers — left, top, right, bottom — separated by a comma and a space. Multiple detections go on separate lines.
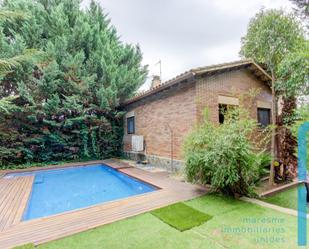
289, 0, 308, 28
240, 9, 306, 185
276, 41, 309, 177
0, 0, 148, 167
0, 10, 41, 76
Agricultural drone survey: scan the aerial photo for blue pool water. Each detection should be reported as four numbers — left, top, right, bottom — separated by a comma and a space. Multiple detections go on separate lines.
7, 165, 156, 220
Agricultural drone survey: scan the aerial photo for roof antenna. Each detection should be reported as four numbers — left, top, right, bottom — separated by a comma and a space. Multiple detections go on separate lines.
155, 60, 162, 80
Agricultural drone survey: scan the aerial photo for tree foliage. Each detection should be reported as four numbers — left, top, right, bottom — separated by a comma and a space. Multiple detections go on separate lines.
289, 0, 309, 28
240, 8, 307, 181
276, 41, 309, 98
240, 9, 305, 73
0, 0, 147, 168
183, 108, 271, 197
0, 9, 42, 76
240, 9, 307, 98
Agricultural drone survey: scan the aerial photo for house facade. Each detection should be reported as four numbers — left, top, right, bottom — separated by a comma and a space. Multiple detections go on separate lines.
121, 59, 272, 171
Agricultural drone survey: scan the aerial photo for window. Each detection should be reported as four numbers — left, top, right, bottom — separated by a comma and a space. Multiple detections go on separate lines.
127, 116, 135, 134
219, 104, 237, 124
257, 108, 271, 127
219, 104, 227, 124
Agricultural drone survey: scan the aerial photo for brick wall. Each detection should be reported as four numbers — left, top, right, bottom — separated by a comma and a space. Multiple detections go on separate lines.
196, 69, 272, 123
123, 68, 272, 161
123, 82, 196, 160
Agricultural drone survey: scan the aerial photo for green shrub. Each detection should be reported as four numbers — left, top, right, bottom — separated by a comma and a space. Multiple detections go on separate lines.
183, 108, 271, 197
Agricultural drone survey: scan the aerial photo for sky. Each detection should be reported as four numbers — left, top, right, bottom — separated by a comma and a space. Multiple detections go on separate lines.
82, 0, 294, 90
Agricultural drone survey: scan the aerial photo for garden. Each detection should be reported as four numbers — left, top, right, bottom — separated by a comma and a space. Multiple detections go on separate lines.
15, 194, 303, 249
0, 0, 308, 249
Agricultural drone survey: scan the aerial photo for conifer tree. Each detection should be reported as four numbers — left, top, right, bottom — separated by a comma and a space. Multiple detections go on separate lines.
0, 0, 148, 167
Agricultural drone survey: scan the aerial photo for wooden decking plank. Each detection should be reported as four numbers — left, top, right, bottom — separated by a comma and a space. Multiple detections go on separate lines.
0, 176, 34, 232
0, 179, 22, 230
0, 178, 24, 230
0, 178, 21, 230
4, 178, 29, 225
0, 192, 180, 246
0, 179, 16, 204
12, 176, 34, 225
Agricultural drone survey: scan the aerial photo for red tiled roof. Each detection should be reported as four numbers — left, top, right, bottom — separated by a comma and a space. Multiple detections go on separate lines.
122, 59, 271, 106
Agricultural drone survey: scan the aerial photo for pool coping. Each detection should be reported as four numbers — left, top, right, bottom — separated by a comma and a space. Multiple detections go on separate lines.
0, 159, 126, 176
0, 159, 208, 249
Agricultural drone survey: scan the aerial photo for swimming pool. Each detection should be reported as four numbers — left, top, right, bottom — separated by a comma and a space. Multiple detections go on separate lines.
6, 164, 157, 220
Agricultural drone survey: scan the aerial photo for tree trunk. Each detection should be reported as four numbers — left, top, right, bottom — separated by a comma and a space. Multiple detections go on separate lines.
269, 70, 277, 186
277, 96, 297, 179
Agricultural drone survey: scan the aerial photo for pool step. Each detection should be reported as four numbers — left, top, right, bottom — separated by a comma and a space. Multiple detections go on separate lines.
103, 159, 134, 170
34, 176, 44, 184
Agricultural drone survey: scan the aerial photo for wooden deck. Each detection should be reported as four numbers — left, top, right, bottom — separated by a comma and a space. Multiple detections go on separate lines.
0, 176, 34, 232
0, 160, 207, 249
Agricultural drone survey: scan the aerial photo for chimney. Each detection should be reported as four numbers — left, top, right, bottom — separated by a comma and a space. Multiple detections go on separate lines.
151, 75, 161, 89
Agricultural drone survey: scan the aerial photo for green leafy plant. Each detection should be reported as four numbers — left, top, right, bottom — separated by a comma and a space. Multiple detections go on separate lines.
183, 107, 271, 197
0, 0, 147, 168
240, 8, 306, 184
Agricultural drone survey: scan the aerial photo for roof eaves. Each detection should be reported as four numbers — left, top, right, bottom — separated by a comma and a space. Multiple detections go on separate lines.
191, 59, 252, 74
121, 71, 195, 106
191, 59, 271, 82
250, 61, 272, 81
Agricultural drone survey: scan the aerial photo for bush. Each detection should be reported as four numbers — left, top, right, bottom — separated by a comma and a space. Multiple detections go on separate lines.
183, 108, 271, 197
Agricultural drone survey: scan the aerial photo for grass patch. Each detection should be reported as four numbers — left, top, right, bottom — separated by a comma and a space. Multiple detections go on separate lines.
12, 244, 35, 249
151, 202, 212, 231
263, 184, 309, 212
40, 194, 302, 249
186, 193, 247, 216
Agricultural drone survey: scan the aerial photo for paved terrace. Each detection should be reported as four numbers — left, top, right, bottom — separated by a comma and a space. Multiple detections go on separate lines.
0, 159, 207, 249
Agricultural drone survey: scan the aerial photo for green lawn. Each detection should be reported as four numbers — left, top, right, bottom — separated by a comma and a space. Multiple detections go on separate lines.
13, 244, 35, 249
263, 185, 309, 212
36, 194, 303, 249
151, 202, 212, 231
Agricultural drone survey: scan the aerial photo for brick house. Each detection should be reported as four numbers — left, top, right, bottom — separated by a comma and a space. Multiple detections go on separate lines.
121, 59, 272, 171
